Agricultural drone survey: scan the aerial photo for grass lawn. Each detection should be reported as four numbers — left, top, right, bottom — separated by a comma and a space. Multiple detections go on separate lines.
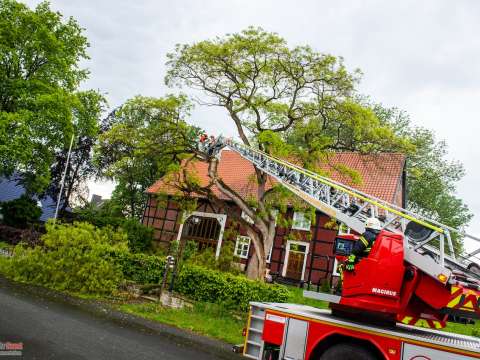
117, 286, 480, 346
118, 301, 247, 344
286, 286, 329, 309
442, 321, 480, 337
117, 286, 330, 345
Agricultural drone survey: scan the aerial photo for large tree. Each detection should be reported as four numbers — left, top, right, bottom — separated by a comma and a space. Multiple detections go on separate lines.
165, 27, 409, 280
0, 0, 96, 194
371, 103, 472, 253
95, 95, 198, 219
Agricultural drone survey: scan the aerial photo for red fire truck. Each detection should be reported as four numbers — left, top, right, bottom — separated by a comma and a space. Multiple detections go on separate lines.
241, 231, 480, 359
206, 139, 480, 360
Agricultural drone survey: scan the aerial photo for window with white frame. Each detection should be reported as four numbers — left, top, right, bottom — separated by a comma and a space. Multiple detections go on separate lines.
235, 236, 251, 259
292, 211, 311, 231
241, 210, 254, 224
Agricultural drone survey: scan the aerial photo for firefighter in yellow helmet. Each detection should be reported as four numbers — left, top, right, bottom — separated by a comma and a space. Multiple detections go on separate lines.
345, 217, 382, 271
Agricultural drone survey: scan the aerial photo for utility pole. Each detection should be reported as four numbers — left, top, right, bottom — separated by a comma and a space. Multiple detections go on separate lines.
53, 131, 75, 222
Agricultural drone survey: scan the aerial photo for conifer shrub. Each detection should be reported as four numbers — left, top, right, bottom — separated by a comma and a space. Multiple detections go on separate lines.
0, 222, 129, 294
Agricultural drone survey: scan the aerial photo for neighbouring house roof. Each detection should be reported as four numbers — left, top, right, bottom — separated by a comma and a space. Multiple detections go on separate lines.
0, 176, 71, 222
147, 150, 406, 205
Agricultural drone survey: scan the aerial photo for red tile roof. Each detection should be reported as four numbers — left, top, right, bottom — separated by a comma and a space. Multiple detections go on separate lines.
147, 150, 405, 204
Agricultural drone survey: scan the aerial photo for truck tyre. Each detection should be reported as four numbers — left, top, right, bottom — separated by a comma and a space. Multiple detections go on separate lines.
319, 343, 377, 360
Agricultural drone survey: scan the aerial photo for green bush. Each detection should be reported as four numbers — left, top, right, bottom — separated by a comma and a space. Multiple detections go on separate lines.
1, 195, 42, 228
75, 202, 153, 253
119, 219, 153, 253
74, 200, 124, 228
117, 252, 165, 284
175, 265, 289, 311
182, 240, 198, 261
186, 241, 241, 275
0, 222, 129, 294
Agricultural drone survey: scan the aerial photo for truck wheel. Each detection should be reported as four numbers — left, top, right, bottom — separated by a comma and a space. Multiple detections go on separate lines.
319, 343, 377, 360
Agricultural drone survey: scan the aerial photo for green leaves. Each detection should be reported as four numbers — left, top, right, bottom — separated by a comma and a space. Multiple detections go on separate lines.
372, 103, 472, 253
75, 201, 154, 253
166, 27, 357, 139
166, 27, 412, 181
95, 95, 197, 218
1, 222, 129, 294
175, 265, 289, 311
0, 194, 42, 228
117, 252, 166, 284
0, 0, 97, 194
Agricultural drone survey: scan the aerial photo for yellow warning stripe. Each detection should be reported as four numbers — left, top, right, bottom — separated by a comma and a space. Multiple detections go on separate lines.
446, 285, 480, 312
398, 316, 445, 330
359, 236, 369, 247
447, 286, 463, 308
400, 316, 413, 325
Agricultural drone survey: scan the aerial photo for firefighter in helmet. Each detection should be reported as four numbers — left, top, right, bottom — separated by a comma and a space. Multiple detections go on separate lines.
345, 217, 382, 271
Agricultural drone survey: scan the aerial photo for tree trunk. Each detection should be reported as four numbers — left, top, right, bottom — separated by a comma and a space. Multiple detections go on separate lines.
246, 255, 260, 279
206, 156, 272, 281
244, 225, 274, 282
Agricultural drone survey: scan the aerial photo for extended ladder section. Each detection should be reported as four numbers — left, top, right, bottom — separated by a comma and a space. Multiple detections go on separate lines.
223, 139, 480, 281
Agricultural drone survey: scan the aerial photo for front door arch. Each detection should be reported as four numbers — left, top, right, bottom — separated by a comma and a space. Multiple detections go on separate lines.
176, 211, 227, 259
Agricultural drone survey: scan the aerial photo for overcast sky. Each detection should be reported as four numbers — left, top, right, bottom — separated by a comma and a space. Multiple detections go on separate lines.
23, 0, 480, 248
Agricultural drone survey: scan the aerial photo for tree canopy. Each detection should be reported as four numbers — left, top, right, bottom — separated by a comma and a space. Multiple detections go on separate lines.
0, 0, 101, 194
44, 90, 106, 212
166, 27, 411, 279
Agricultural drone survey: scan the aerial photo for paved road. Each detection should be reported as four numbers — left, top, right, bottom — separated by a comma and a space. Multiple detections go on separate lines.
0, 278, 238, 359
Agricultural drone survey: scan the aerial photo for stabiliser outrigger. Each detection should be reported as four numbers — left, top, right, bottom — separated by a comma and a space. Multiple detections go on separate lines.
199, 136, 480, 359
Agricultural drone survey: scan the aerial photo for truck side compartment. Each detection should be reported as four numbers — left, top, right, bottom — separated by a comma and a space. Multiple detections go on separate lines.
243, 302, 480, 360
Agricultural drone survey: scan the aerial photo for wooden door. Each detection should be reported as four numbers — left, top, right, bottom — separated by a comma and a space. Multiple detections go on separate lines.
286, 247, 306, 281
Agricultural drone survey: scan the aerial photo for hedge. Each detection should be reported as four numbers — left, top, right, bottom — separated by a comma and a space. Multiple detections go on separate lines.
117, 252, 166, 284
175, 265, 289, 311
